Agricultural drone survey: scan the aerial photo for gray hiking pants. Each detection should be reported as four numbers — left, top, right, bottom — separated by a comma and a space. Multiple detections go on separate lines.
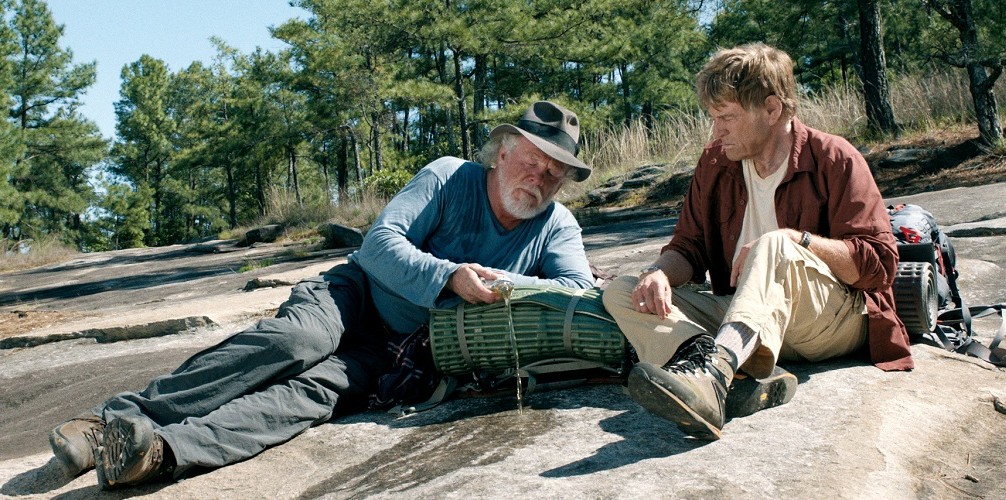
95, 262, 393, 477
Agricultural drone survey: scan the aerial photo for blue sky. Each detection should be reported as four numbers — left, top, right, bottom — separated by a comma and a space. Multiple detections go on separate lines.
46, 1, 308, 140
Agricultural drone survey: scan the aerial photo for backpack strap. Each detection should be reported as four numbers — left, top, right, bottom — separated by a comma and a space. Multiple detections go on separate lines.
941, 304, 1006, 367
563, 288, 587, 353
388, 376, 459, 416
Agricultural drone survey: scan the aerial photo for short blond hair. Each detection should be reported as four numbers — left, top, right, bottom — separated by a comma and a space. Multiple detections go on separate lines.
696, 43, 798, 118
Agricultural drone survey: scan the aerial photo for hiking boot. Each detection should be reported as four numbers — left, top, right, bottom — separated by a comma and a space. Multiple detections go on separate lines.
49, 415, 105, 477
97, 416, 174, 490
725, 366, 798, 419
627, 334, 735, 440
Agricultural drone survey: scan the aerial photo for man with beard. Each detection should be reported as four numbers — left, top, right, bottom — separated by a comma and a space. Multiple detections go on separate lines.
50, 101, 597, 489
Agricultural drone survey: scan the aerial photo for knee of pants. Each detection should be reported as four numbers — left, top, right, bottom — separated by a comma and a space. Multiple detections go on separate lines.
247, 316, 339, 364
749, 231, 793, 258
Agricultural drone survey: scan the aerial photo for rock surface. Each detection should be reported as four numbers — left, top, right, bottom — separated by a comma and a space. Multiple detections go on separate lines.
1, 183, 1005, 499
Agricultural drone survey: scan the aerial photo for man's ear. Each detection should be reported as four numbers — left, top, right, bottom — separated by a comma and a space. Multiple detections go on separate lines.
764, 95, 784, 124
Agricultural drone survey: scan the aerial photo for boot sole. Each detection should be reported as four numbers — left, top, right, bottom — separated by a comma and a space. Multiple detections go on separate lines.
99, 416, 154, 489
627, 365, 721, 441
725, 368, 798, 420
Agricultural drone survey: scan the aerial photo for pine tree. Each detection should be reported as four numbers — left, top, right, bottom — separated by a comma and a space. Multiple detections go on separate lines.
0, 0, 23, 237
5, 0, 106, 244
111, 54, 174, 245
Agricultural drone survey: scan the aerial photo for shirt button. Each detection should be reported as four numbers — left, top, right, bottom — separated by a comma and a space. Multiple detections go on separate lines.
729, 234, 736, 241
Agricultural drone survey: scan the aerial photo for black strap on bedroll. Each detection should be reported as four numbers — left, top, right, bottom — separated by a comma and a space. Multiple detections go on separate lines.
930, 304, 1006, 367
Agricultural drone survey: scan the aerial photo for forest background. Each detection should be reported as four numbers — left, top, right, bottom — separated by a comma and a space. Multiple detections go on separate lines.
0, 0, 1004, 263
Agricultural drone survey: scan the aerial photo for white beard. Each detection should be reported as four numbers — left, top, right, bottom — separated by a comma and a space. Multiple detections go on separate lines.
499, 180, 548, 220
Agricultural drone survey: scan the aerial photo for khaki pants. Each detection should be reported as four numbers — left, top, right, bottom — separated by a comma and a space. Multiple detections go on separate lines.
602, 232, 867, 378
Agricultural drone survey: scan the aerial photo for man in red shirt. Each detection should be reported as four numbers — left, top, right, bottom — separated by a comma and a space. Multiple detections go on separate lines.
603, 43, 911, 440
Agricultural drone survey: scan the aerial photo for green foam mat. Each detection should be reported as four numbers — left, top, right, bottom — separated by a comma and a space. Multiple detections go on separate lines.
429, 285, 627, 375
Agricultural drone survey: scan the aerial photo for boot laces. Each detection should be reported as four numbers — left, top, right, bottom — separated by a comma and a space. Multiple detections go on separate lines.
663, 335, 719, 377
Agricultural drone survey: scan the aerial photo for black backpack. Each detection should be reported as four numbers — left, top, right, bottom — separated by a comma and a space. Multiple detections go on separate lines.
888, 204, 1005, 366
889, 204, 960, 309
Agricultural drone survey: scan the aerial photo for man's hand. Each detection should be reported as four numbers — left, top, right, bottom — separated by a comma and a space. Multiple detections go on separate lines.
447, 264, 504, 303
731, 242, 753, 287
632, 267, 673, 318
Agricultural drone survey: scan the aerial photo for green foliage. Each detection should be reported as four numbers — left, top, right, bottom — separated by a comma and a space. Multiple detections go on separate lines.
2, 0, 106, 247
95, 182, 153, 250
363, 169, 415, 198
2, 0, 1004, 250
238, 258, 275, 273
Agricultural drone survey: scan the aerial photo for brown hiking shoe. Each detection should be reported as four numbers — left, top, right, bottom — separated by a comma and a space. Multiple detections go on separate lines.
627, 335, 736, 440
725, 366, 798, 419
49, 415, 105, 477
97, 416, 174, 490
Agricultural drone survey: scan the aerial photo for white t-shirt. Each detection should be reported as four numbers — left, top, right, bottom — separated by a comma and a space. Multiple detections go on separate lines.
733, 158, 788, 262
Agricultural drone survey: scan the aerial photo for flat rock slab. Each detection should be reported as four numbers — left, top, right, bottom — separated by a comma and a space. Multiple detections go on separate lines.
2, 183, 1006, 498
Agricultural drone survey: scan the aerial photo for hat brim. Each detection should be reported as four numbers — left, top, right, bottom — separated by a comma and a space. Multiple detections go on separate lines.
489, 124, 591, 182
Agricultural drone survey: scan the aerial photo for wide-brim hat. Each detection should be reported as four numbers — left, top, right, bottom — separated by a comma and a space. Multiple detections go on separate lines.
488, 101, 591, 182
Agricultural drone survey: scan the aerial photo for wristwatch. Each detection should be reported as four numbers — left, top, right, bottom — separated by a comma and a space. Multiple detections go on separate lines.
799, 231, 812, 248
640, 265, 663, 276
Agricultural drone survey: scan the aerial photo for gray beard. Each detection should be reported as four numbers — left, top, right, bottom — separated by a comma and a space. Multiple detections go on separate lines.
500, 186, 549, 220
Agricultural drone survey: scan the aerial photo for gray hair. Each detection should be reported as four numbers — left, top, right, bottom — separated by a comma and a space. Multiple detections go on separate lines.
476, 133, 519, 169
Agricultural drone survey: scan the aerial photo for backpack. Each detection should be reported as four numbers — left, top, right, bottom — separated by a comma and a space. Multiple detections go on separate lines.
888, 204, 1005, 366
888, 204, 960, 309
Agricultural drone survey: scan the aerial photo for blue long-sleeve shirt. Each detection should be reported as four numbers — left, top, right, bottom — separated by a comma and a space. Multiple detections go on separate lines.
349, 156, 595, 334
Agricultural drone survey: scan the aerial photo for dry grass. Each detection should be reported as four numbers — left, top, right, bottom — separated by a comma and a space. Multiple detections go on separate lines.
219, 188, 391, 242
590, 71, 1005, 209
559, 113, 711, 204
0, 236, 80, 274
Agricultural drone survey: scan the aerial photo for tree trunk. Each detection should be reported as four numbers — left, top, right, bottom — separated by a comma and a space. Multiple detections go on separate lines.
619, 63, 632, 126
371, 111, 383, 172
226, 162, 238, 227
435, 47, 457, 157
452, 47, 471, 160
319, 138, 332, 205
966, 62, 1002, 146
288, 145, 302, 206
347, 126, 363, 184
928, 0, 1004, 146
152, 159, 163, 246
401, 106, 410, 153
337, 130, 349, 201
472, 54, 487, 151
857, 0, 898, 134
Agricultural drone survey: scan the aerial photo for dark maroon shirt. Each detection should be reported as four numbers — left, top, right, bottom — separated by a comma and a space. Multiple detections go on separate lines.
664, 117, 913, 371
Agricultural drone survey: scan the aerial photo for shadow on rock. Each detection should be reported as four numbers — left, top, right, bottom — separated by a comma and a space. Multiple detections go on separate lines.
299, 385, 636, 498
1, 457, 75, 496
1, 456, 174, 499
540, 357, 866, 478
301, 406, 557, 498
539, 408, 704, 478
